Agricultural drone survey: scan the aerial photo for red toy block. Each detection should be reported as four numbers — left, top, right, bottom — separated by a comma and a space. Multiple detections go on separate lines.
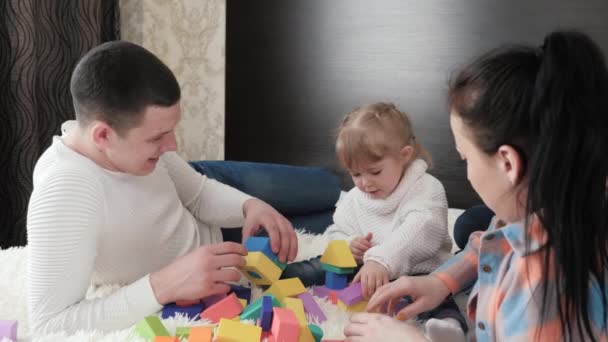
328, 291, 338, 305
200, 293, 244, 324
271, 307, 300, 342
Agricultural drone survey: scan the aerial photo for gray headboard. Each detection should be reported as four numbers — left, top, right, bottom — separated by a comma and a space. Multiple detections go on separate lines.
225, 0, 608, 209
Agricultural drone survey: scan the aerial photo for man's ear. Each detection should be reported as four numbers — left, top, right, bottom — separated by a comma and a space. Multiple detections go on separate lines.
400, 145, 415, 165
496, 145, 524, 185
90, 121, 113, 150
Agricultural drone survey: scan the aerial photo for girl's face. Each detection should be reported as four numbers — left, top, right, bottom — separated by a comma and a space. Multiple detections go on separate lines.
348, 147, 412, 199
450, 112, 527, 222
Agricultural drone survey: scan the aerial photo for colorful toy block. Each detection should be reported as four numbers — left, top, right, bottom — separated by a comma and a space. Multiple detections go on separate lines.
320, 240, 357, 268
229, 283, 252, 304
175, 326, 191, 339
161, 302, 204, 320
325, 272, 347, 290
216, 318, 262, 342
312, 286, 332, 298
320, 263, 355, 275
260, 296, 274, 331
238, 298, 247, 308
0, 320, 17, 342
134, 316, 170, 340
328, 291, 339, 305
337, 282, 363, 306
244, 236, 287, 270
241, 251, 282, 286
154, 337, 178, 342
283, 298, 307, 327
241, 294, 281, 321
200, 293, 243, 324
337, 299, 368, 313
201, 293, 226, 307
188, 326, 213, 342
176, 299, 201, 307
264, 277, 307, 303
296, 292, 327, 323
309, 324, 323, 342
271, 307, 300, 342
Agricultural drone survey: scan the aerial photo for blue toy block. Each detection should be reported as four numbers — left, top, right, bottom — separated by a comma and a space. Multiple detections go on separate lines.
260, 296, 274, 331
230, 283, 252, 304
325, 271, 347, 290
161, 302, 205, 320
244, 236, 286, 270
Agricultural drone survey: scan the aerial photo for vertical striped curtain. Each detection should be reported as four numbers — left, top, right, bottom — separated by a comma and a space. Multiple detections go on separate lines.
0, 0, 119, 248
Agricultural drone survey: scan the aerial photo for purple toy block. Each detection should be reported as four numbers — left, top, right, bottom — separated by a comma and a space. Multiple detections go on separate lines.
296, 292, 327, 323
0, 320, 17, 341
260, 296, 274, 331
338, 282, 363, 306
229, 283, 252, 304
161, 302, 205, 320
312, 285, 333, 298
325, 271, 347, 290
201, 293, 226, 307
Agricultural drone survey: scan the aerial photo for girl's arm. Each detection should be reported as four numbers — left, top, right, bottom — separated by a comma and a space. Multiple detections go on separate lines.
324, 194, 359, 245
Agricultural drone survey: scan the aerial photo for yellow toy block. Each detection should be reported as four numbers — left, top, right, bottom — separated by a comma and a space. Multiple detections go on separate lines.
283, 297, 308, 327
239, 298, 247, 308
264, 278, 307, 303
337, 299, 369, 313
240, 251, 282, 286
320, 240, 357, 268
299, 325, 316, 342
187, 326, 213, 342
216, 318, 262, 342
232, 315, 240, 321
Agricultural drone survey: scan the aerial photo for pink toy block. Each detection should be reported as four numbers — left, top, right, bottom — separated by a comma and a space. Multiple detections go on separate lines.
312, 285, 332, 298
338, 282, 363, 306
296, 292, 327, 323
200, 293, 243, 324
0, 320, 17, 341
270, 307, 300, 342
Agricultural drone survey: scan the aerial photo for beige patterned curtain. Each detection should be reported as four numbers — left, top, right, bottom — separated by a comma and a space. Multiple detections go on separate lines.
0, 0, 119, 248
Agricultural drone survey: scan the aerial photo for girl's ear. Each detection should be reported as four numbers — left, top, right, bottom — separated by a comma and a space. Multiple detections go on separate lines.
496, 144, 525, 185
400, 145, 415, 165
90, 121, 114, 151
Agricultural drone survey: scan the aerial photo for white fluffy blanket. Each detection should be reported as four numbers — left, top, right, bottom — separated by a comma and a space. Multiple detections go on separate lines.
0, 210, 464, 341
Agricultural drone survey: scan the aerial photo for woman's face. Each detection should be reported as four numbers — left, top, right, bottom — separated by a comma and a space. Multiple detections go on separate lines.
450, 112, 527, 222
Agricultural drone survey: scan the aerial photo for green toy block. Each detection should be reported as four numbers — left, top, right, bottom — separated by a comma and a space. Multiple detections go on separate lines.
175, 326, 190, 339
134, 316, 169, 340
309, 323, 324, 342
240, 294, 281, 321
320, 262, 355, 274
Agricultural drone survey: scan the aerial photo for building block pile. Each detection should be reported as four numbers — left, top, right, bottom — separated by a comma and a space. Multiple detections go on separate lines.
133, 237, 377, 341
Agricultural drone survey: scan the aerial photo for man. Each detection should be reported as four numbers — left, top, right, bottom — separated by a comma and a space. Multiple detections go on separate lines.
26, 41, 298, 334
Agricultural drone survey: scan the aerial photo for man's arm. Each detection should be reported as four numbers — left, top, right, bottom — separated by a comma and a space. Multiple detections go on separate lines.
27, 170, 161, 333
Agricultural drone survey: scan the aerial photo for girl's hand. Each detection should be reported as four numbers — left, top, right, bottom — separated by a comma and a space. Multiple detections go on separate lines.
366, 275, 450, 321
350, 232, 373, 263
344, 313, 427, 342
353, 260, 389, 299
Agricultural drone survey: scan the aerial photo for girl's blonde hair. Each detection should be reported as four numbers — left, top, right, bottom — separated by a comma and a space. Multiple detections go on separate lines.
336, 102, 432, 170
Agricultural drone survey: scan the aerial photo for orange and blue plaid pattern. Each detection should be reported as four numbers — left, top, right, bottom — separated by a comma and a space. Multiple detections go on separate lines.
434, 218, 608, 341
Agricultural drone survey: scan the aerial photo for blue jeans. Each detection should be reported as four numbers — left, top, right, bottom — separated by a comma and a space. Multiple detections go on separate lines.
188, 160, 341, 239
453, 204, 494, 250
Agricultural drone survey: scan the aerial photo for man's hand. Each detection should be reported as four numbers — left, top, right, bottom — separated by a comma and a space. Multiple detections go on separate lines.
150, 242, 247, 305
350, 232, 373, 264
353, 260, 389, 299
242, 198, 298, 263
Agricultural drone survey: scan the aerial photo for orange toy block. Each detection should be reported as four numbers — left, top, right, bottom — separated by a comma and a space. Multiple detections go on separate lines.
200, 293, 243, 324
216, 318, 262, 342
264, 278, 307, 303
271, 307, 300, 342
320, 240, 357, 268
240, 251, 282, 286
187, 326, 213, 342
154, 337, 178, 342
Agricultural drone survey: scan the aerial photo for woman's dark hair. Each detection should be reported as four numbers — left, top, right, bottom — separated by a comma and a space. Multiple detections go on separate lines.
70, 40, 181, 136
449, 30, 607, 341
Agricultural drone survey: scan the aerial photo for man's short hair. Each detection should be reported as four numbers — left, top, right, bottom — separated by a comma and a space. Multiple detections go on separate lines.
70, 40, 181, 135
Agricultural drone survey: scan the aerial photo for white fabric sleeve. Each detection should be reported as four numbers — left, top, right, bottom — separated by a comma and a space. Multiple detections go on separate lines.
161, 152, 252, 228
364, 206, 447, 279
27, 170, 162, 334
324, 196, 358, 245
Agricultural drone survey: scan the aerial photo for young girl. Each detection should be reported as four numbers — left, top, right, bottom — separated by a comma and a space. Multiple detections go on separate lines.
346, 30, 608, 341
326, 102, 466, 340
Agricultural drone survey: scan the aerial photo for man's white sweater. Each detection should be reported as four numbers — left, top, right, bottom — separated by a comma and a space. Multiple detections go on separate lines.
326, 159, 452, 279
26, 129, 251, 334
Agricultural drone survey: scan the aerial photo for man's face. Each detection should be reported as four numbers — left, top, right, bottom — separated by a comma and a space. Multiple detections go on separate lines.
104, 103, 181, 176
